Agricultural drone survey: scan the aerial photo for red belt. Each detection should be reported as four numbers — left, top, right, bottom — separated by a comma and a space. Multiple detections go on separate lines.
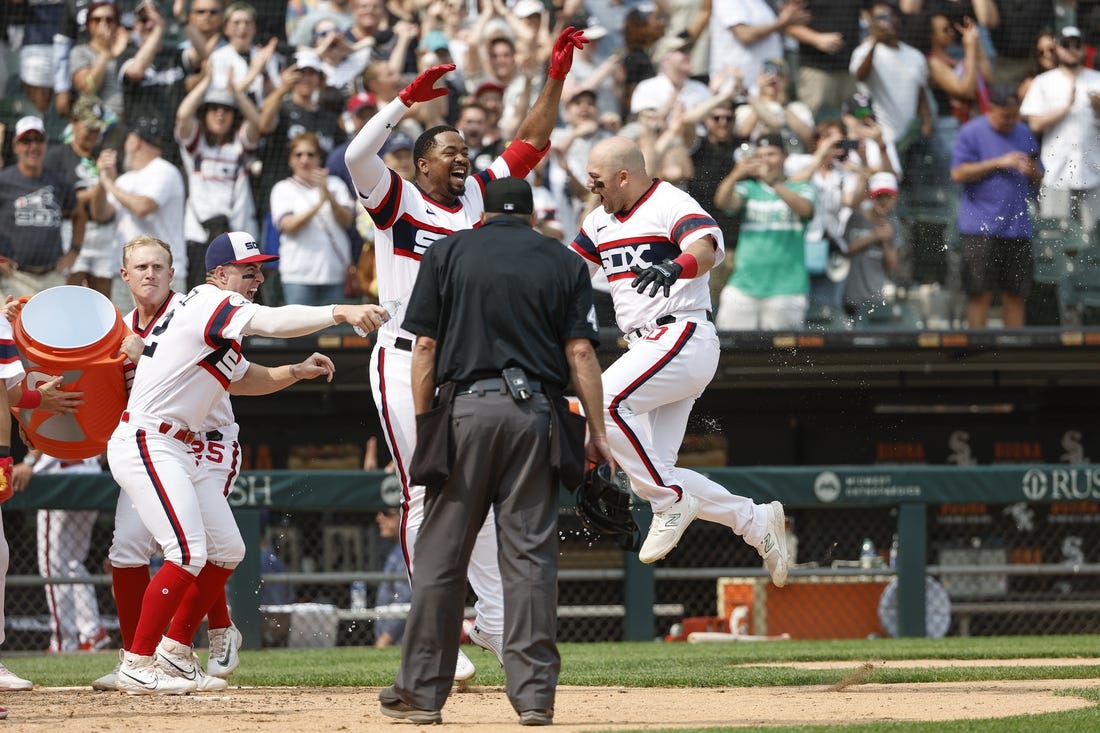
121, 411, 197, 444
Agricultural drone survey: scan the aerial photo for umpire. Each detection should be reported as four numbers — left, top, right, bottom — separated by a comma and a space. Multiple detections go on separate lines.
379, 177, 612, 726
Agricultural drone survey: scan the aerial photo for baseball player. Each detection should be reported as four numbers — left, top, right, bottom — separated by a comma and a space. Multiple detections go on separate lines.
92, 236, 233, 692
568, 136, 790, 583
0, 316, 33, 692
31, 452, 109, 653
343, 27, 589, 680
106, 232, 387, 695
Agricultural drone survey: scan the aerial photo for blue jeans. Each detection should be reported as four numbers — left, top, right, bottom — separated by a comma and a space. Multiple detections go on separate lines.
281, 282, 345, 306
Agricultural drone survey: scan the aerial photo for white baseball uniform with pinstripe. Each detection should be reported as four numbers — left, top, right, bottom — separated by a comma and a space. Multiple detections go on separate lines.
570, 180, 768, 543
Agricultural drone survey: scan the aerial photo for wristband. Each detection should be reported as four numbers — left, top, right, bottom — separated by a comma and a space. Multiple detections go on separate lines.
0, 446, 9, 458
16, 388, 42, 409
673, 253, 699, 279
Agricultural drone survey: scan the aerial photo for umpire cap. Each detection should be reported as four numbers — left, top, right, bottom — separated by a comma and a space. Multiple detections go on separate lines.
484, 177, 534, 215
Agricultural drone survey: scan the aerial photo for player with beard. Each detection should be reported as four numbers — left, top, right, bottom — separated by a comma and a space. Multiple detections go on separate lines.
344, 27, 588, 682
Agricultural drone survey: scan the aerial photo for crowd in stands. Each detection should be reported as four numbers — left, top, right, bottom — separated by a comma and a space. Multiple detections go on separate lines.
0, 0, 1096, 330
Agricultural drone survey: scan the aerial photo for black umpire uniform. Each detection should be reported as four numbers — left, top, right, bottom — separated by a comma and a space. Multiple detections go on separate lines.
381, 177, 602, 725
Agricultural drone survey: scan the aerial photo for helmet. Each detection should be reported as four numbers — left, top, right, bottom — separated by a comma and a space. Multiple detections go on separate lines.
574, 463, 641, 552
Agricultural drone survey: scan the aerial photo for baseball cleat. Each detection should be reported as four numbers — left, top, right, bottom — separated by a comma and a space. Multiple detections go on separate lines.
0, 662, 32, 691
757, 501, 790, 588
155, 637, 227, 692
91, 649, 124, 691
379, 685, 442, 724
116, 651, 198, 695
80, 627, 112, 652
639, 492, 699, 564
454, 648, 476, 682
468, 625, 504, 667
207, 624, 243, 678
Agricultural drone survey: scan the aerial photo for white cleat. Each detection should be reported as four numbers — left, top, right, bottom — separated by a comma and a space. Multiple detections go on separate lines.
757, 501, 790, 588
207, 624, 243, 679
468, 625, 504, 667
0, 662, 32, 691
454, 649, 476, 682
91, 649, 124, 691
639, 493, 699, 564
156, 636, 228, 692
116, 651, 198, 696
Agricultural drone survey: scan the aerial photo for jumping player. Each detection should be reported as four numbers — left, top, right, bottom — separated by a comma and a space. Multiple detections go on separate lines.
569, 136, 790, 582
344, 27, 589, 680
107, 232, 387, 694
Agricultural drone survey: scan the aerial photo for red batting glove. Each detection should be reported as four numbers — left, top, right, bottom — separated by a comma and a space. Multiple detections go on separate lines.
548, 26, 589, 81
0, 457, 12, 504
399, 64, 456, 106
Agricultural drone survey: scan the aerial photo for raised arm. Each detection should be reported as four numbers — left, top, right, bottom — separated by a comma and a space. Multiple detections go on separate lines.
345, 63, 454, 194
512, 27, 588, 150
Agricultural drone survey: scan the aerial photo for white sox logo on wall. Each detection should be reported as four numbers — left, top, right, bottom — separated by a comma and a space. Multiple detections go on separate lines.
814, 471, 841, 503
380, 473, 403, 507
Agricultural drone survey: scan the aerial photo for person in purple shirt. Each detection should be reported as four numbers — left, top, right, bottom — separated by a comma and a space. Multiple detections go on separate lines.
950, 83, 1043, 328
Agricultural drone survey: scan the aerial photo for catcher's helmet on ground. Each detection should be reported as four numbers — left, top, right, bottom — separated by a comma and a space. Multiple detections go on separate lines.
575, 463, 641, 552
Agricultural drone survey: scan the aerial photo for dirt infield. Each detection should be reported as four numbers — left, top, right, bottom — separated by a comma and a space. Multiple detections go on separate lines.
9, 661, 1100, 730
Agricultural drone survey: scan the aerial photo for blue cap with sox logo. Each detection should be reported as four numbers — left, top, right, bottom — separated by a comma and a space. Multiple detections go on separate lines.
205, 231, 278, 270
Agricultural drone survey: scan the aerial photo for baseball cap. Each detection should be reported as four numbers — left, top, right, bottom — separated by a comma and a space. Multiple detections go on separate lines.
583, 18, 608, 41
567, 88, 597, 105
484, 177, 534, 215
380, 132, 414, 156
988, 83, 1021, 108
346, 91, 378, 115
205, 231, 279, 270
755, 133, 787, 152
762, 58, 789, 77
843, 92, 875, 120
650, 34, 690, 62
129, 115, 167, 148
868, 171, 899, 197
200, 87, 238, 110
72, 95, 109, 130
421, 29, 450, 53
1060, 25, 1083, 43
474, 81, 505, 99
512, 0, 544, 19
295, 50, 325, 73
14, 116, 46, 141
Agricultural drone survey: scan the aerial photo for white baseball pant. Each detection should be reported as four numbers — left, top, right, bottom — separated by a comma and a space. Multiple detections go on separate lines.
38, 509, 102, 651
109, 425, 244, 569
370, 336, 504, 636
602, 317, 768, 544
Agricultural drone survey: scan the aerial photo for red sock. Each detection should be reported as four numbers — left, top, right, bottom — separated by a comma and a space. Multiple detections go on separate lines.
205, 585, 232, 630
167, 564, 234, 645
112, 565, 151, 650
131, 562, 197, 656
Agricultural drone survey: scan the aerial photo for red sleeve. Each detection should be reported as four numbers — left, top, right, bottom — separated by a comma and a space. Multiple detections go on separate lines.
500, 139, 550, 179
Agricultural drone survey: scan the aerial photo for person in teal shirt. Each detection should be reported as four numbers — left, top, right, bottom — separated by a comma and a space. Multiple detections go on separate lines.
714, 133, 815, 330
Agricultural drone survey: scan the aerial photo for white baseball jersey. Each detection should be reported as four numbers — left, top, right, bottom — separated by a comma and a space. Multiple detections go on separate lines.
0, 318, 25, 390
125, 292, 248, 434
570, 180, 724, 334
126, 284, 255, 430
177, 124, 258, 244
349, 129, 535, 342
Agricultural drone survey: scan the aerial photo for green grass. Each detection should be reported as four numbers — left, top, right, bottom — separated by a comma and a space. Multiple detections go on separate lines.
11, 636, 1100, 730
11, 634, 1100, 688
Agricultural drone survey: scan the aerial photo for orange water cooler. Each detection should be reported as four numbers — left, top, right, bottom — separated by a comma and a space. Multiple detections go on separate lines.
12, 286, 129, 459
